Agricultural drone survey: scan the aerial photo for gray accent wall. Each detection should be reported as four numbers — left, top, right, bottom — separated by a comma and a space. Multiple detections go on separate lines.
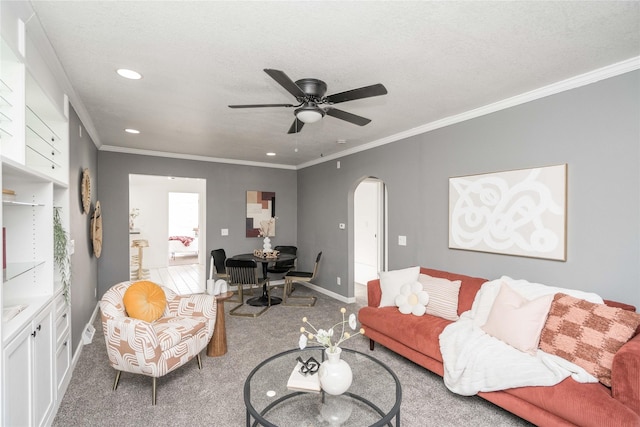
297, 71, 640, 308
69, 105, 99, 354
96, 152, 297, 298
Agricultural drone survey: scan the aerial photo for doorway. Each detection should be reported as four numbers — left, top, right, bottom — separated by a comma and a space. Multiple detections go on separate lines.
168, 192, 200, 266
129, 174, 206, 294
354, 178, 386, 293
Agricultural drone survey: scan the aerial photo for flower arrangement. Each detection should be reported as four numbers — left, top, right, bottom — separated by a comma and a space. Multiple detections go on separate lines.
258, 216, 277, 237
299, 308, 365, 354
129, 208, 140, 230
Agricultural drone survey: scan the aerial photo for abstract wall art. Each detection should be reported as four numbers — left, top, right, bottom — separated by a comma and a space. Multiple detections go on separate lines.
449, 164, 567, 261
246, 190, 276, 237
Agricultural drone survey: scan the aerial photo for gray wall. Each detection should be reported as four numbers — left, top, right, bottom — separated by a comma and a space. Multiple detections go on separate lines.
68, 106, 99, 354
96, 152, 297, 298
297, 71, 640, 308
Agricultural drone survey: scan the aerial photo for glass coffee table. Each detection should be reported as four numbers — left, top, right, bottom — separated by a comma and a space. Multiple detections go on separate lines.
244, 347, 402, 427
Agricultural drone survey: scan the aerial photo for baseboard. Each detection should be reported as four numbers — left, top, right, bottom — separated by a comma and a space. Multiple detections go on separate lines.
48, 302, 100, 426
301, 282, 356, 304
71, 302, 100, 372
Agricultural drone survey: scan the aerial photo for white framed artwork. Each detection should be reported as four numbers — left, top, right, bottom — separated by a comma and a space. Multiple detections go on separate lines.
449, 164, 567, 261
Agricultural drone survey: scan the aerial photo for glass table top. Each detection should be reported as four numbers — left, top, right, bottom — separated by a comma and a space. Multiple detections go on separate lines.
244, 347, 402, 427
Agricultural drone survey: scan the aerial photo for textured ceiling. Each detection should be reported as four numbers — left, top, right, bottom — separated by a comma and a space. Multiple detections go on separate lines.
29, 1, 640, 167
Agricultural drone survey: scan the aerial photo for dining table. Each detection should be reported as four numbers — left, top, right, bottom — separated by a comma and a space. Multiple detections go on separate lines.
231, 252, 297, 306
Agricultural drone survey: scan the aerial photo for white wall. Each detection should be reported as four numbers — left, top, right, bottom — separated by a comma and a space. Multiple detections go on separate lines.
129, 174, 206, 269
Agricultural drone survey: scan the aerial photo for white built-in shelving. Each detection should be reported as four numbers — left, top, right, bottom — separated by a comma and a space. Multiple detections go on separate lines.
1, 5, 71, 425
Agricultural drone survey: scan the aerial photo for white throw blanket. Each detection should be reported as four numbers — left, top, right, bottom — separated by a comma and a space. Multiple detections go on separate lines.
439, 276, 603, 396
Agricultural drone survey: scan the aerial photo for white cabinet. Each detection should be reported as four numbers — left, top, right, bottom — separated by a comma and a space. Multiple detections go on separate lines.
3, 322, 31, 426
25, 74, 68, 185
1, 5, 71, 426
54, 290, 71, 396
3, 302, 54, 427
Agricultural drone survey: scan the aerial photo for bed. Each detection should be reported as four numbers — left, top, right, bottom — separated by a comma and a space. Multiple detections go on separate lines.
168, 236, 199, 259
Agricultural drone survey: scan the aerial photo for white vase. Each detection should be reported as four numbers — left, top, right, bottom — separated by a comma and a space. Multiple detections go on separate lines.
319, 395, 353, 426
263, 236, 272, 252
319, 347, 352, 395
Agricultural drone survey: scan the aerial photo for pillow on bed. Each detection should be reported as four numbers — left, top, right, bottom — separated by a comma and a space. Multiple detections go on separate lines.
482, 282, 554, 354
378, 266, 420, 307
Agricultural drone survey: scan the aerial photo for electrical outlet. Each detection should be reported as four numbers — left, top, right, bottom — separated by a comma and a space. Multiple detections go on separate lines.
221, 228, 229, 236
337, 161, 341, 169
94, 288, 97, 298
398, 235, 407, 246
337, 277, 341, 286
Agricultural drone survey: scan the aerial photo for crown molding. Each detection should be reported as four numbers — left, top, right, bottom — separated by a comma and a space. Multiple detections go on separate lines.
297, 56, 640, 170
99, 145, 297, 170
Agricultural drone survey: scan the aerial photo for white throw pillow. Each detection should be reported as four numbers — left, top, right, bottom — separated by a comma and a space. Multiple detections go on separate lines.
395, 282, 430, 316
378, 266, 420, 307
481, 282, 554, 354
418, 274, 462, 321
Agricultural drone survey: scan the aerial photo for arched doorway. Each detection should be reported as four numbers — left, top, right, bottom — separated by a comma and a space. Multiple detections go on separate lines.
351, 177, 387, 302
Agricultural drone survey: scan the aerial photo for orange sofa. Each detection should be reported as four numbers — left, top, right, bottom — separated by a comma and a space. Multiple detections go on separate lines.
358, 267, 640, 427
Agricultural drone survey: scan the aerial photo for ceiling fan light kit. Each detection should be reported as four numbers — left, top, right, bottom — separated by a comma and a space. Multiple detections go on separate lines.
229, 69, 387, 133
295, 104, 325, 124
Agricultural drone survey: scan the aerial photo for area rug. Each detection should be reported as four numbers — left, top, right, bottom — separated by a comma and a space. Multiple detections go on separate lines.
53, 285, 532, 426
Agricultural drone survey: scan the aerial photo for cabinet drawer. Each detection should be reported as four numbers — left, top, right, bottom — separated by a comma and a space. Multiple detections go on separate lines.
26, 144, 62, 172
26, 106, 62, 146
26, 126, 62, 161
55, 309, 70, 346
54, 292, 67, 317
56, 336, 71, 392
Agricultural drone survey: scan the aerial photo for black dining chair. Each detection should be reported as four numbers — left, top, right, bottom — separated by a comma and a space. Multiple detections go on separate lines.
267, 245, 297, 279
282, 251, 322, 307
211, 249, 230, 281
226, 259, 269, 317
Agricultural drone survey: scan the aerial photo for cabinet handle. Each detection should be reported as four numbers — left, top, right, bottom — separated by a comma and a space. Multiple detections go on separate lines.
31, 331, 37, 338
51, 151, 55, 156
62, 313, 67, 318
37, 324, 42, 331
51, 164, 55, 170
63, 341, 68, 346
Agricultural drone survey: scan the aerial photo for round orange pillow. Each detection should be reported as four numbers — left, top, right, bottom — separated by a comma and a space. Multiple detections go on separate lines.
123, 281, 167, 322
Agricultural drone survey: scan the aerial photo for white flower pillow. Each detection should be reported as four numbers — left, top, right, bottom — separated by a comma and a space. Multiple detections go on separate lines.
378, 266, 420, 307
395, 282, 429, 316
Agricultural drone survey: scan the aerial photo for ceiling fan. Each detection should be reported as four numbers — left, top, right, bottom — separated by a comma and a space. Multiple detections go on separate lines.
229, 69, 388, 134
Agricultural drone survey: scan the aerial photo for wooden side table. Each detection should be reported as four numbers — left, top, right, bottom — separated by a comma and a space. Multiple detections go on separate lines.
207, 291, 234, 357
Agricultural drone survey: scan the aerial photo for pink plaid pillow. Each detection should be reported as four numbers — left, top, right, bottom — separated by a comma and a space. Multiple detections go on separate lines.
539, 293, 640, 386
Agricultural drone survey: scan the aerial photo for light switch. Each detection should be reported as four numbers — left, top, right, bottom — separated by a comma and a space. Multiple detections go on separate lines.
221, 229, 229, 236
398, 235, 407, 246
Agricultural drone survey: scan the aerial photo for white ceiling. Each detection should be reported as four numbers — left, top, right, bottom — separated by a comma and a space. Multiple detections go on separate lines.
28, 1, 640, 168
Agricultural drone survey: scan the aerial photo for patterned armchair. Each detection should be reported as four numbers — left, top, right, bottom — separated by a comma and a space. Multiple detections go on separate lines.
100, 281, 216, 404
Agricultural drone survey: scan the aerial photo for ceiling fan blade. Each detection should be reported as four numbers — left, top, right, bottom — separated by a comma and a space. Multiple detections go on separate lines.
264, 69, 306, 99
325, 83, 388, 104
228, 103, 294, 108
287, 118, 305, 134
325, 108, 371, 126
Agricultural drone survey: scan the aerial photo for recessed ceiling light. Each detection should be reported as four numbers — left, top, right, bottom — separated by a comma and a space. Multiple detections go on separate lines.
337, 139, 347, 144
266, 152, 276, 156
117, 68, 143, 80
125, 128, 140, 134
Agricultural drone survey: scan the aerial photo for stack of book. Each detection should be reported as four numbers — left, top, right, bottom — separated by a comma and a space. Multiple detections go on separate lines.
286, 361, 321, 392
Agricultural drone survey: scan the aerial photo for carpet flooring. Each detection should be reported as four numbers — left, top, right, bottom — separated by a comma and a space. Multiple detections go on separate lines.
53, 285, 532, 427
